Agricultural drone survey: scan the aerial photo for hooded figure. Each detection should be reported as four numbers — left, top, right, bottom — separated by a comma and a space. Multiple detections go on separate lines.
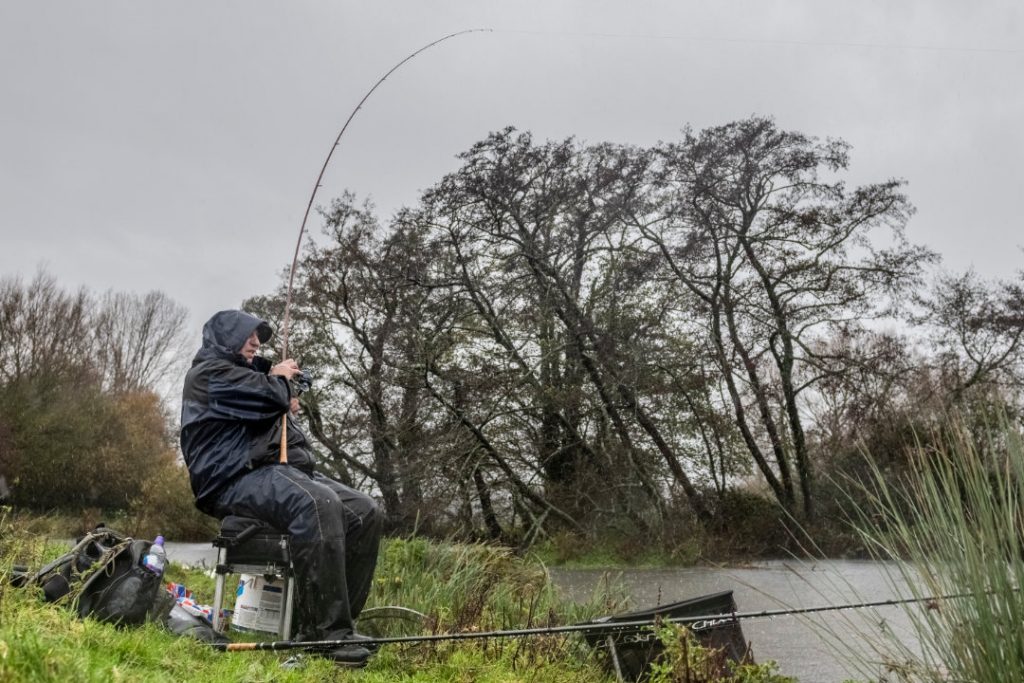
181, 310, 380, 665
181, 310, 316, 510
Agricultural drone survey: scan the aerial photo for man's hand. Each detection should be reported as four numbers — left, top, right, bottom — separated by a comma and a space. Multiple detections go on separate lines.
290, 398, 300, 415
270, 359, 302, 380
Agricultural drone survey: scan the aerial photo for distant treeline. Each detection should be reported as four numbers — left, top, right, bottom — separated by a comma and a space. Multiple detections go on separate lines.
0, 272, 213, 538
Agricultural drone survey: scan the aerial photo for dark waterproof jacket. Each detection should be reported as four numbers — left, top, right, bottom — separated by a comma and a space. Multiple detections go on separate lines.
180, 310, 316, 514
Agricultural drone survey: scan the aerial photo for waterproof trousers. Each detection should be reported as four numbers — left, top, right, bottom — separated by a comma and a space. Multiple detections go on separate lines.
212, 465, 381, 639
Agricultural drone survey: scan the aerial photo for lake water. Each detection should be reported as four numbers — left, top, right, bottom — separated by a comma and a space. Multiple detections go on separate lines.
549, 561, 919, 683
167, 543, 916, 682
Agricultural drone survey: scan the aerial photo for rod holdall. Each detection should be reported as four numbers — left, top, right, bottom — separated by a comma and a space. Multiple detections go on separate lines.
25, 524, 163, 626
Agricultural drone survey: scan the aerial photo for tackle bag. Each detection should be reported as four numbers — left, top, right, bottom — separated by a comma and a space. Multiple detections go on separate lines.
26, 524, 164, 626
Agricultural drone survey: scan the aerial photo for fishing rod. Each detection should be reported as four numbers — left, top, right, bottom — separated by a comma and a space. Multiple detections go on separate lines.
215, 590, 984, 653
275, 27, 491, 464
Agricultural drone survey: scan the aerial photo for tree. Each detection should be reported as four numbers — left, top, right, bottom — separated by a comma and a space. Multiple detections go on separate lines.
0, 270, 190, 511
423, 129, 710, 524
0, 270, 94, 388
248, 117, 944, 537
915, 269, 1024, 402
633, 116, 935, 518
247, 196, 441, 530
93, 289, 190, 397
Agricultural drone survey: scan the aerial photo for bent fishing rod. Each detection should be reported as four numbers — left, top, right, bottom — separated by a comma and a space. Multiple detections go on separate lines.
275, 28, 490, 464
215, 589, 985, 653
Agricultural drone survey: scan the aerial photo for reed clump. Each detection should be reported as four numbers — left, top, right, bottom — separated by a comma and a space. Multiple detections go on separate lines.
848, 418, 1024, 682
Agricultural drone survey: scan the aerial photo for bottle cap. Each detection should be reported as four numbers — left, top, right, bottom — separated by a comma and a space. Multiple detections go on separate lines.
155, 535, 165, 545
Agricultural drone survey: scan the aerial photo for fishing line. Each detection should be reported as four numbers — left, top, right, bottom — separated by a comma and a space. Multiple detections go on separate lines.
275, 27, 490, 463
496, 28, 1022, 55
215, 589, 994, 653
279, 26, 491, 360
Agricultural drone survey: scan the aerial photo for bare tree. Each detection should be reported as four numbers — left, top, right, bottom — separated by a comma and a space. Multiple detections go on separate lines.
246, 196, 443, 530
93, 290, 190, 396
424, 129, 711, 523
633, 117, 935, 518
0, 270, 94, 387
915, 269, 1024, 400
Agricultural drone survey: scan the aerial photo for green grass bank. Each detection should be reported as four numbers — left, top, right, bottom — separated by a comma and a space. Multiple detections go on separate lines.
0, 513, 792, 682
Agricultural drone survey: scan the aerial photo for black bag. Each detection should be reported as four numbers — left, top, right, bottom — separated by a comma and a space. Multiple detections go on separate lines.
28, 524, 163, 626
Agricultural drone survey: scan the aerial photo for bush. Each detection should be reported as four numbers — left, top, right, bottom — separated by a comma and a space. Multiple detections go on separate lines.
538, 488, 803, 566
648, 624, 794, 683
125, 456, 218, 542
539, 523, 705, 568
0, 385, 171, 512
704, 488, 792, 559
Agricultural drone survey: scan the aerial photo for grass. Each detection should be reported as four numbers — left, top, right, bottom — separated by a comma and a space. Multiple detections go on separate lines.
0, 521, 616, 682
837, 418, 1024, 682
0, 511, 628, 682
0, 508, 798, 682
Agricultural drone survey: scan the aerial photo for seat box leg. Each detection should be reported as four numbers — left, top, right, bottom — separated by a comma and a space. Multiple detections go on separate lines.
281, 573, 295, 640
212, 547, 228, 633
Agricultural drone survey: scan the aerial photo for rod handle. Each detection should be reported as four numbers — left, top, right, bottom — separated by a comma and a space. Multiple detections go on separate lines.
278, 414, 289, 463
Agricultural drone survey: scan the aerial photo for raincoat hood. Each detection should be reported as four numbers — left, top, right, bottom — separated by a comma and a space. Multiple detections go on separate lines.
194, 310, 273, 365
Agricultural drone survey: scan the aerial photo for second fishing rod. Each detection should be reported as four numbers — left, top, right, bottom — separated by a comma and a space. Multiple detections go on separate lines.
214, 589, 986, 653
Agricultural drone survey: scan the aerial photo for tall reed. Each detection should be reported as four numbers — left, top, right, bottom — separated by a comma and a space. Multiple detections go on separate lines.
848, 418, 1024, 682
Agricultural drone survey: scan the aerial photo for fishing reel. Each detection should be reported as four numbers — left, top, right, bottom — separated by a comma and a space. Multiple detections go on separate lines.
291, 370, 314, 396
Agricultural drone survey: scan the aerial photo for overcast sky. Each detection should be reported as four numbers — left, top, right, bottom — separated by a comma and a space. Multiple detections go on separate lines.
1, 1, 1021, 346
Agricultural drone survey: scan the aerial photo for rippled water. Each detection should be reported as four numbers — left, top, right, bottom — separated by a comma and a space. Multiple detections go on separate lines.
167, 543, 916, 682
550, 561, 919, 683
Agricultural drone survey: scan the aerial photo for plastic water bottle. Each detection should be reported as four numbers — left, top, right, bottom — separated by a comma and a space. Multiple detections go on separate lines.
141, 535, 167, 576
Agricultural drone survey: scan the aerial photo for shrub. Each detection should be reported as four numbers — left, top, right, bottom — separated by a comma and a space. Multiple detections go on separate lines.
0, 386, 171, 512
125, 456, 218, 542
648, 624, 794, 683
704, 488, 792, 559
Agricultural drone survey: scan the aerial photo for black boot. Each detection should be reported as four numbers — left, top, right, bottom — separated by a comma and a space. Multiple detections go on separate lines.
317, 643, 371, 667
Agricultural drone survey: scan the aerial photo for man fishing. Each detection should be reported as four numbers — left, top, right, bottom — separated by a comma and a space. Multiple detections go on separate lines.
180, 309, 380, 666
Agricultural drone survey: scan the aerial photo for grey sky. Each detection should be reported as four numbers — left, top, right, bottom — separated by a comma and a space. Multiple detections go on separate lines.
1, 1, 1021, 345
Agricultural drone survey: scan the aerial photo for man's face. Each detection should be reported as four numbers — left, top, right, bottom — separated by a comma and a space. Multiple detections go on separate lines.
240, 330, 260, 363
